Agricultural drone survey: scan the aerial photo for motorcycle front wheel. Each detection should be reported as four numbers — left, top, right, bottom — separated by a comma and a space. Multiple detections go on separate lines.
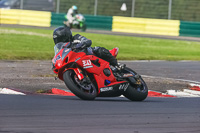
63, 70, 97, 100
122, 67, 148, 101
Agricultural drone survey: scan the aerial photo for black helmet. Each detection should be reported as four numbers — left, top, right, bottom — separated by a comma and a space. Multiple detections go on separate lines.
53, 26, 72, 44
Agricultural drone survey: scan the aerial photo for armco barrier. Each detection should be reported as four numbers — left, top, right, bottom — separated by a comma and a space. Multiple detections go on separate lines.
51, 12, 65, 27
112, 16, 180, 36
85, 15, 112, 30
19, 10, 51, 27
51, 13, 113, 31
0, 9, 51, 27
0, 9, 19, 24
180, 21, 200, 37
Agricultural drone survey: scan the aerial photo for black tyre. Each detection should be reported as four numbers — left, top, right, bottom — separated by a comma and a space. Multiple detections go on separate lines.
122, 67, 148, 101
63, 70, 97, 100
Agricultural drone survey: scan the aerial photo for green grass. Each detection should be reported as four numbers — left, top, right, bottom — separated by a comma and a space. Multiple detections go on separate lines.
0, 27, 200, 60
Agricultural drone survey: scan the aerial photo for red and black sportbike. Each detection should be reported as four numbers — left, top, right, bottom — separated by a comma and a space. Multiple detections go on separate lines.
52, 44, 148, 101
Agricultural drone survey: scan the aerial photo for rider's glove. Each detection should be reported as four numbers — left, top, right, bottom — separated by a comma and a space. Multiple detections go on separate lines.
80, 43, 87, 49
76, 43, 87, 49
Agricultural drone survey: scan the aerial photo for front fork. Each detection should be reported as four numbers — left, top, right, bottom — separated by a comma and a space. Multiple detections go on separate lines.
72, 68, 85, 81
67, 67, 91, 83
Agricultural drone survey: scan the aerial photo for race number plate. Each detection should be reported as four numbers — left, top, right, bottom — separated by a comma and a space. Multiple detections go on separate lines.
82, 60, 93, 69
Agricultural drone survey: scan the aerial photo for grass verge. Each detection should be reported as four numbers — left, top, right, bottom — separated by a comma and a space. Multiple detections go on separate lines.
0, 27, 200, 60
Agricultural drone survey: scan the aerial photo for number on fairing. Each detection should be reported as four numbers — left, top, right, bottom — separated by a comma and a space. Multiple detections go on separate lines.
82, 60, 93, 69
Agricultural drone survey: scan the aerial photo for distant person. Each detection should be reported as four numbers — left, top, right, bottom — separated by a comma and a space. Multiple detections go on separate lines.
65, 5, 78, 28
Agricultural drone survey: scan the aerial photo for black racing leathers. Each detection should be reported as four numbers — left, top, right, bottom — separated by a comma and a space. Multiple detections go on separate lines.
55, 34, 118, 66
72, 34, 92, 48
72, 34, 118, 66
92, 47, 117, 66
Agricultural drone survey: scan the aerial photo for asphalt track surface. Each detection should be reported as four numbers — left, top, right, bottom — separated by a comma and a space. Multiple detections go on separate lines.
1, 25, 200, 133
124, 61, 200, 83
1, 61, 200, 133
0, 94, 200, 133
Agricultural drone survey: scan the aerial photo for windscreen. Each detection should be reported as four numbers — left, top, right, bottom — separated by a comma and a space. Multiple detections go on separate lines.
54, 43, 63, 56
54, 42, 71, 56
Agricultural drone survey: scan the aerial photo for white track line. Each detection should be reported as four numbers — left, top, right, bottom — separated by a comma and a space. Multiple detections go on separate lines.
0, 88, 26, 95
190, 83, 200, 88
183, 89, 200, 95
167, 90, 200, 97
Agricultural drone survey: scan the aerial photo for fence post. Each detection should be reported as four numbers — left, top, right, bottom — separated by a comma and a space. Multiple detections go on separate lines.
56, 0, 60, 13
20, 0, 23, 9
131, 0, 135, 17
94, 0, 98, 16
168, 0, 172, 19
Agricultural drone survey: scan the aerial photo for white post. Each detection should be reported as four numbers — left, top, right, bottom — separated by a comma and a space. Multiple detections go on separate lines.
131, 0, 135, 17
20, 0, 23, 9
94, 0, 98, 16
168, 0, 172, 19
56, 0, 60, 13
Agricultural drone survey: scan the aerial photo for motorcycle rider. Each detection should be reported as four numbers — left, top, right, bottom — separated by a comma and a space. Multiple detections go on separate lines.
53, 26, 125, 70
65, 5, 78, 28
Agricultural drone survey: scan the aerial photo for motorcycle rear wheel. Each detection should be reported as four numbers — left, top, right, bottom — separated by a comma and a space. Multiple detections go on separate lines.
63, 70, 97, 100
122, 67, 148, 101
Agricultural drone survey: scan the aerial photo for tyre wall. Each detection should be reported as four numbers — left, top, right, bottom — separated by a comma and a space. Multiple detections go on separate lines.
112, 16, 180, 36
0, 9, 51, 27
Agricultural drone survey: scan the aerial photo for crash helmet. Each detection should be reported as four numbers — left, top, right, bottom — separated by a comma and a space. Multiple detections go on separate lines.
53, 26, 73, 44
72, 5, 78, 11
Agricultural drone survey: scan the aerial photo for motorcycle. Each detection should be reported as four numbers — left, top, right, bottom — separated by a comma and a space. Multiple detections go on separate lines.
52, 43, 148, 101
64, 14, 87, 32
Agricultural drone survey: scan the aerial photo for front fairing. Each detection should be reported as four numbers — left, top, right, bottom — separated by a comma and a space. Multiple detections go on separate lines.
75, 14, 85, 22
52, 45, 87, 74
52, 48, 70, 73
53, 43, 71, 61
53, 48, 71, 63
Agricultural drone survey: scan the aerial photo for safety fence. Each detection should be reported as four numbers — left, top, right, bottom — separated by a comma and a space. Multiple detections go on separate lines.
0, 9, 200, 37
4, 0, 200, 22
57, 0, 200, 22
